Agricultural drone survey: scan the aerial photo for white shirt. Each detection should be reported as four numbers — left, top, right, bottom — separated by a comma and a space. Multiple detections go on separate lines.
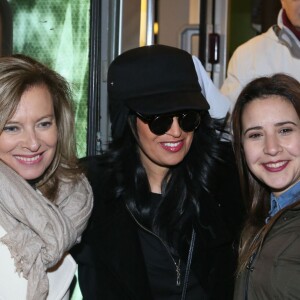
0, 226, 77, 300
192, 56, 231, 119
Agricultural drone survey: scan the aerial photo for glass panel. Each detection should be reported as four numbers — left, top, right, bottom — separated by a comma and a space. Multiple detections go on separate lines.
157, 0, 191, 47
8, 0, 90, 157
121, 0, 141, 52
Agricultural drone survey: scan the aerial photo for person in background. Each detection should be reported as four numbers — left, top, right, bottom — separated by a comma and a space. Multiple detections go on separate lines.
72, 44, 244, 299
191, 54, 231, 120
0, 54, 93, 300
231, 73, 300, 299
221, 0, 300, 110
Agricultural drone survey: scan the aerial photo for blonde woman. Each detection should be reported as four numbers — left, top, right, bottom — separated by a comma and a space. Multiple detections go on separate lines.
0, 55, 93, 300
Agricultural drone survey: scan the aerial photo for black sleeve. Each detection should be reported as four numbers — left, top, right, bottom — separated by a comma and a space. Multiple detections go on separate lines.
214, 143, 246, 241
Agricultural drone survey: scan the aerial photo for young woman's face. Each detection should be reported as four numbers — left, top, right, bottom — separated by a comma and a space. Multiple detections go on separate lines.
136, 116, 194, 176
281, 0, 300, 30
242, 96, 300, 196
0, 85, 58, 180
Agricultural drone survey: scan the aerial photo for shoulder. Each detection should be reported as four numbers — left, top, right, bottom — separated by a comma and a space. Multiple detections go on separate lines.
79, 155, 121, 226
58, 173, 93, 198
222, 28, 279, 103
55, 172, 93, 222
80, 155, 108, 182
273, 206, 300, 230
232, 28, 277, 59
80, 155, 117, 201
212, 142, 245, 235
214, 143, 242, 208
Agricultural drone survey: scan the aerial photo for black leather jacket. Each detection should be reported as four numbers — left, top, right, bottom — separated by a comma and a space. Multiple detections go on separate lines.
72, 153, 244, 300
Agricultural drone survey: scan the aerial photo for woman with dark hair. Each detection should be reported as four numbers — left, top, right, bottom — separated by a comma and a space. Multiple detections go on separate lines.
73, 45, 243, 299
232, 73, 300, 299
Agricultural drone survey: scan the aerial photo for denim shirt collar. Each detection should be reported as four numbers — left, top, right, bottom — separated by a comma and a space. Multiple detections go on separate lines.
268, 181, 300, 221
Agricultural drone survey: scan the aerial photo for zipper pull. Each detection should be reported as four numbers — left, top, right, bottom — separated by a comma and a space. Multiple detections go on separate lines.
246, 252, 256, 272
176, 260, 181, 286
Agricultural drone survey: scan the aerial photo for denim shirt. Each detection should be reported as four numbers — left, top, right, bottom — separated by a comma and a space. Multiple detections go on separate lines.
266, 181, 300, 223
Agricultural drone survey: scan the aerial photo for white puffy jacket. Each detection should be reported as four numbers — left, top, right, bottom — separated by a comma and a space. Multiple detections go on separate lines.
221, 9, 300, 111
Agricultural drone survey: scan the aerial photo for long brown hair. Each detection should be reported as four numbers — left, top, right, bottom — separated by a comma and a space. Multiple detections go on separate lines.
0, 54, 82, 201
231, 73, 300, 273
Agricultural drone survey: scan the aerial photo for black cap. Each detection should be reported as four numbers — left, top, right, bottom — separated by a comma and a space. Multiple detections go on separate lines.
107, 45, 210, 138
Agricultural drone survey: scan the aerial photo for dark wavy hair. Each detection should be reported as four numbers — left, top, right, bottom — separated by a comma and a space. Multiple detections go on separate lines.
98, 110, 232, 256
231, 73, 300, 273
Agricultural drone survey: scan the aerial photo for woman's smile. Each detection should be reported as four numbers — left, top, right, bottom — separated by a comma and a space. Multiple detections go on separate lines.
160, 140, 184, 152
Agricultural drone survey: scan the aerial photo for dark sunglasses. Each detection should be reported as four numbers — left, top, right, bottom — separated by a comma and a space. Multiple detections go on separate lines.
136, 111, 201, 135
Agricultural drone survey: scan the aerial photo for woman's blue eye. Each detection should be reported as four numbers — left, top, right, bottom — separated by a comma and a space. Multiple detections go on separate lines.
39, 121, 52, 128
3, 126, 19, 132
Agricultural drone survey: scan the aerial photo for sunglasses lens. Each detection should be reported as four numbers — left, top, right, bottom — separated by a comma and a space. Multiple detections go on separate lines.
180, 112, 201, 132
149, 116, 173, 135
139, 111, 201, 135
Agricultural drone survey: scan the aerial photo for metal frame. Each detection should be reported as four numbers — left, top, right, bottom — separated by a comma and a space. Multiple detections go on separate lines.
180, 25, 199, 54
87, 0, 120, 154
87, 0, 102, 155
146, 0, 155, 45
87, 0, 157, 154
206, 0, 228, 87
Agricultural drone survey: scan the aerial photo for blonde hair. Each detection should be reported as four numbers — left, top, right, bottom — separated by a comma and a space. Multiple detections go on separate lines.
0, 54, 81, 201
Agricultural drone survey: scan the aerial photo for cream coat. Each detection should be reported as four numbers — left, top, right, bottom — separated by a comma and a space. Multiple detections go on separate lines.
0, 225, 77, 300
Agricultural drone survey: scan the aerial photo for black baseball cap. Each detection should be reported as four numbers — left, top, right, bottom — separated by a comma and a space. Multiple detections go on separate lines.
107, 45, 210, 138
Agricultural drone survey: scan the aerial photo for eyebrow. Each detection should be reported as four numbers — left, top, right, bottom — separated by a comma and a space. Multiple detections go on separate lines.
243, 121, 298, 135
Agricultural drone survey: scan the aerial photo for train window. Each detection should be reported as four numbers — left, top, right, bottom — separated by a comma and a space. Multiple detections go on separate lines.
0, 0, 12, 56
8, 0, 90, 157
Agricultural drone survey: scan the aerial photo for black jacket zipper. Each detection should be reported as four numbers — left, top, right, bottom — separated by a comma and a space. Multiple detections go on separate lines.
126, 205, 182, 286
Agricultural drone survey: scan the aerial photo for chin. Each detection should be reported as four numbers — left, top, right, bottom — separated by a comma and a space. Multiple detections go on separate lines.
17, 170, 45, 181
164, 158, 185, 167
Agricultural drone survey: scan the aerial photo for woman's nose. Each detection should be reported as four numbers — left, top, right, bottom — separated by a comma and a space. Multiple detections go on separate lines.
166, 117, 182, 137
263, 135, 283, 156
21, 130, 41, 151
